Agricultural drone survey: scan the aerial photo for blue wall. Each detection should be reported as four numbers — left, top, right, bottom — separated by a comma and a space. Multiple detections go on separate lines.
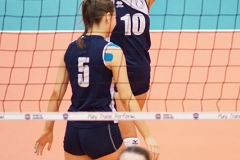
150, 0, 240, 30
0, 0, 239, 30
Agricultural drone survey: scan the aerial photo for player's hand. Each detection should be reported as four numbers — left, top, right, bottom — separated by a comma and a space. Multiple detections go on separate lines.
34, 130, 53, 156
144, 135, 160, 160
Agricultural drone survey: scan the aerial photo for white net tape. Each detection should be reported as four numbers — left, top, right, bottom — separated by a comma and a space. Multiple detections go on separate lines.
1, 112, 240, 120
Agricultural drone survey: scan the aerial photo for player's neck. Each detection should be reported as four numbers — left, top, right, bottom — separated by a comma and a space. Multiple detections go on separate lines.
86, 24, 109, 39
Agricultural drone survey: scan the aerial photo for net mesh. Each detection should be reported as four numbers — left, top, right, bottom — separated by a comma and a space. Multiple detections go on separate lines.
147, 30, 240, 113
1, 0, 240, 120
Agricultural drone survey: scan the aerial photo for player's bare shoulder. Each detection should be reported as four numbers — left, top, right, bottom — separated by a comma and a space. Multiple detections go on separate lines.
104, 42, 125, 68
105, 42, 124, 61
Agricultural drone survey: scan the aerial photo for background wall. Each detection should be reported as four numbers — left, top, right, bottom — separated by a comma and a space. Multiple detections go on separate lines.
1, 0, 240, 31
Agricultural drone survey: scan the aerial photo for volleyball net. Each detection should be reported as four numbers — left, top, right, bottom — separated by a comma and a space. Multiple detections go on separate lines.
1, 0, 240, 120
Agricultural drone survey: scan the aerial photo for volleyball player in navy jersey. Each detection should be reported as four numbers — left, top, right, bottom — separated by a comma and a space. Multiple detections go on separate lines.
110, 0, 156, 147
34, 0, 159, 159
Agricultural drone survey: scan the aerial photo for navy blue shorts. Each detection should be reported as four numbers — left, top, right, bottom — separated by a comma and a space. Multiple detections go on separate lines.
128, 71, 150, 96
115, 71, 150, 96
63, 122, 123, 159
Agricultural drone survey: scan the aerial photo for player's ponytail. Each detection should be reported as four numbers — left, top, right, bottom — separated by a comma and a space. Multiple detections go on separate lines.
77, 0, 114, 48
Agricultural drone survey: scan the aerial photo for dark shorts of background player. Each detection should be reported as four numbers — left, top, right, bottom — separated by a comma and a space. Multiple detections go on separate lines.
63, 122, 123, 159
115, 71, 150, 96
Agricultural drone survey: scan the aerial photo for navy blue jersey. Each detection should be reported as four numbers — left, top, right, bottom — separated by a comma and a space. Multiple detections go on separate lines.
110, 0, 151, 73
64, 35, 116, 128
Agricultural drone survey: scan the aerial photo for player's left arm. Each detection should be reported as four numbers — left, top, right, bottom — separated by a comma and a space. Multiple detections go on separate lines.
146, 0, 156, 9
104, 44, 160, 160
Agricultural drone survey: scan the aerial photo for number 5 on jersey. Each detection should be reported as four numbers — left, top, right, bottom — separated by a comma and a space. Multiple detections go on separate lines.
78, 57, 89, 87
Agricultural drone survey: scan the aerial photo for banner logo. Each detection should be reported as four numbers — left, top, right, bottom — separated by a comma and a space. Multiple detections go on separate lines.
25, 114, 31, 120
163, 114, 174, 119
63, 113, 69, 120
32, 114, 43, 119
193, 113, 199, 119
155, 113, 161, 119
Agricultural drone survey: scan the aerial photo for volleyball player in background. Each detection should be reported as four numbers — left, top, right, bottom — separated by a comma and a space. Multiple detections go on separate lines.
118, 146, 150, 160
110, 0, 156, 147
34, 0, 159, 159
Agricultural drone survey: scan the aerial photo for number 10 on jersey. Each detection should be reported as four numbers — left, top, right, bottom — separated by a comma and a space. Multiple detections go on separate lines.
121, 13, 145, 36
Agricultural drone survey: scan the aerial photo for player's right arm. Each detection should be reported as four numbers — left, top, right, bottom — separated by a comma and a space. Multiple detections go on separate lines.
34, 55, 69, 155
105, 45, 160, 160
146, 0, 156, 9
44, 55, 69, 130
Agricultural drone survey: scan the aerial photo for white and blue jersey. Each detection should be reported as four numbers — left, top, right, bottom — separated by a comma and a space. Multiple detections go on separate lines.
110, 0, 151, 73
64, 35, 116, 128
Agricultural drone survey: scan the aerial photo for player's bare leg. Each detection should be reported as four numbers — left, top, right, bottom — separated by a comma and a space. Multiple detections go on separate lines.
135, 92, 148, 110
65, 143, 125, 160
97, 142, 125, 160
64, 152, 92, 160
